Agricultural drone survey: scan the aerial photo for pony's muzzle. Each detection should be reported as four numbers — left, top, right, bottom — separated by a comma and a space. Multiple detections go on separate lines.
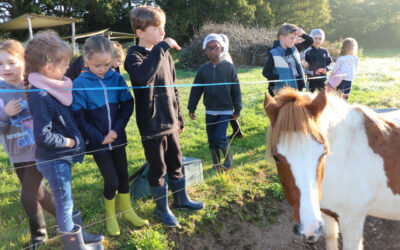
293, 221, 324, 243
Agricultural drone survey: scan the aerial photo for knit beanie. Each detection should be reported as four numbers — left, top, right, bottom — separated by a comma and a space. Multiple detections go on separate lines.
310, 29, 325, 42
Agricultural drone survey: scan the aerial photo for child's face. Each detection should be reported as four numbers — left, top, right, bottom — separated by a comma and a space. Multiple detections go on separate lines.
86, 52, 112, 78
0, 51, 24, 85
42, 58, 70, 80
137, 23, 166, 48
313, 36, 323, 48
280, 33, 297, 49
111, 57, 123, 68
204, 40, 223, 65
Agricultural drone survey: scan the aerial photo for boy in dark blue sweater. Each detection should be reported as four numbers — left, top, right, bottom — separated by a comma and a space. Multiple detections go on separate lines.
305, 29, 333, 92
187, 34, 242, 171
124, 5, 204, 228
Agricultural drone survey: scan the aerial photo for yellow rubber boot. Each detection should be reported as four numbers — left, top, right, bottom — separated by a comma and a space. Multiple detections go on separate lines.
104, 197, 120, 236
117, 193, 149, 228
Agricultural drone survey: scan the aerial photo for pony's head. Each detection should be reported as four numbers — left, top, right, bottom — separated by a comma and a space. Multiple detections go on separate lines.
264, 87, 328, 242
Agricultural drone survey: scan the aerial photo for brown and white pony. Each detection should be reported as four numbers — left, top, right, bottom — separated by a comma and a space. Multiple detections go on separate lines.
264, 87, 400, 250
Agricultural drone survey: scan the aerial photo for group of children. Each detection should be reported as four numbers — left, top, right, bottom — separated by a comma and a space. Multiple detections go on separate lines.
263, 23, 359, 100
0, 4, 359, 250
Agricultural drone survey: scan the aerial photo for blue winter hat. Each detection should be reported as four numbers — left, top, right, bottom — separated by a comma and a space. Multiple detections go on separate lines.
310, 29, 325, 41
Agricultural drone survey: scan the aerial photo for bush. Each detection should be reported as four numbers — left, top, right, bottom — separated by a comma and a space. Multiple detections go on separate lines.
179, 22, 274, 68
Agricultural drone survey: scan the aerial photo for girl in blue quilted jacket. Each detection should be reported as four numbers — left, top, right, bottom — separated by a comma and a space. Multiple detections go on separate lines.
71, 35, 148, 236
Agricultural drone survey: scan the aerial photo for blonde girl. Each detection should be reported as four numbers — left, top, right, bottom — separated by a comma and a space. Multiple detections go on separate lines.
0, 39, 56, 248
330, 38, 358, 100
25, 31, 103, 250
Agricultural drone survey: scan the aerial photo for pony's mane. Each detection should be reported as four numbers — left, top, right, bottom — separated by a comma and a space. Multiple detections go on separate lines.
268, 88, 326, 153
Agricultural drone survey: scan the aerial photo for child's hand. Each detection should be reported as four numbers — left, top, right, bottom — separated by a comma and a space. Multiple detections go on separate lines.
4, 98, 22, 116
296, 28, 304, 36
102, 131, 116, 145
164, 38, 181, 51
315, 68, 327, 75
65, 138, 76, 148
108, 130, 118, 140
189, 112, 196, 120
233, 114, 239, 120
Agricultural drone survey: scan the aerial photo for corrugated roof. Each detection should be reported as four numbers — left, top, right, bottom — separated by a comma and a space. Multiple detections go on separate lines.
0, 13, 82, 31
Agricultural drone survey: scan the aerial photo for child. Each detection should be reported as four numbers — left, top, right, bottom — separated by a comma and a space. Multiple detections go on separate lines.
187, 34, 242, 171
65, 40, 124, 81
328, 38, 358, 100
305, 29, 333, 92
111, 41, 124, 73
0, 39, 56, 248
71, 35, 148, 236
262, 23, 314, 96
25, 31, 103, 249
124, 5, 204, 228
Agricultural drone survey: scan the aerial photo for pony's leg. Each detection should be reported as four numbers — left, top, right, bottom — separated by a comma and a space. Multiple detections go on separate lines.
339, 214, 365, 250
322, 213, 339, 250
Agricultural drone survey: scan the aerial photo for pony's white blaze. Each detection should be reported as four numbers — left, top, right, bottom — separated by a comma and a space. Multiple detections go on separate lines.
277, 132, 325, 238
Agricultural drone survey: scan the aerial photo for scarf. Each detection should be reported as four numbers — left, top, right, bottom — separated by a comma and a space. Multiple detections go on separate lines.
28, 73, 73, 106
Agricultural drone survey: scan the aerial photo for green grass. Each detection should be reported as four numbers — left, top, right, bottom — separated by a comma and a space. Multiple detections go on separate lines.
1, 51, 400, 249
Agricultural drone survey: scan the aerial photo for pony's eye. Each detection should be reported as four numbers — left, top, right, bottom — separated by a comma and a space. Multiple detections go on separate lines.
272, 155, 280, 162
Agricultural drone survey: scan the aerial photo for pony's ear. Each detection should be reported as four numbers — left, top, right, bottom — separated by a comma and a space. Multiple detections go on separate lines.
264, 93, 279, 126
306, 88, 328, 119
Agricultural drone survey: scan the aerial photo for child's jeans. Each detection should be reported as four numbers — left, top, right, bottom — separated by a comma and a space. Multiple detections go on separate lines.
337, 80, 352, 100
206, 114, 231, 149
36, 159, 74, 232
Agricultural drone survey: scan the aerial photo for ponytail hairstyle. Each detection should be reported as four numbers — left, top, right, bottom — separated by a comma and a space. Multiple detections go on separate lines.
83, 35, 112, 64
24, 30, 72, 100
340, 38, 358, 56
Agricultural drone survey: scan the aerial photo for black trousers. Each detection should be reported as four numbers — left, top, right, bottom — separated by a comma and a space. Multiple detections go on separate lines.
93, 147, 129, 199
14, 162, 56, 218
308, 77, 326, 92
142, 132, 183, 187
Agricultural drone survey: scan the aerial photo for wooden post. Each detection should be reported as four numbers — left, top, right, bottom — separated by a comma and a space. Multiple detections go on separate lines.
26, 16, 33, 40
71, 22, 76, 55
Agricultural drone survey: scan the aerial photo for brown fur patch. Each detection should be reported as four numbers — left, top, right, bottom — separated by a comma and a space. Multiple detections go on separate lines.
321, 208, 339, 222
275, 153, 301, 224
362, 112, 400, 195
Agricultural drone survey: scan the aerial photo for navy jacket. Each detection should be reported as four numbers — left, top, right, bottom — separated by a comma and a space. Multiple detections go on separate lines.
71, 69, 134, 152
124, 42, 184, 138
187, 60, 242, 115
28, 87, 85, 162
305, 46, 333, 76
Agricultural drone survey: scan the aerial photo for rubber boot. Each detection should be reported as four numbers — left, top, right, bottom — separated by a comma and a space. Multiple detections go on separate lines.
150, 184, 179, 227
28, 210, 47, 250
104, 197, 120, 236
210, 148, 221, 171
221, 145, 233, 171
72, 211, 104, 243
60, 224, 103, 250
116, 193, 149, 228
227, 119, 244, 139
169, 177, 204, 211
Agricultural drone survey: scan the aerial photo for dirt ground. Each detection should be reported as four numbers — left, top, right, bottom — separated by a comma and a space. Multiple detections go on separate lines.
173, 201, 400, 250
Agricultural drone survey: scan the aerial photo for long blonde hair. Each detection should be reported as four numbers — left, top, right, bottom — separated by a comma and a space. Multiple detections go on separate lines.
340, 38, 358, 56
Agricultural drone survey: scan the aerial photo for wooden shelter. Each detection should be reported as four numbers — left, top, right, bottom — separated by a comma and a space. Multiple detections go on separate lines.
0, 13, 83, 52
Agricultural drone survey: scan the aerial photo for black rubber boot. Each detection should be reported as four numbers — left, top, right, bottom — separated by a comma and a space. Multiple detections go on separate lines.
28, 210, 47, 249
72, 211, 104, 243
60, 224, 104, 250
221, 145, 233, 171
210, 148, 221, 171
169, 177, 204, 211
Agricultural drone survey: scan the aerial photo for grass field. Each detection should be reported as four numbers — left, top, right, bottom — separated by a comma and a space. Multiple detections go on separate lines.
1, 51, 400, 249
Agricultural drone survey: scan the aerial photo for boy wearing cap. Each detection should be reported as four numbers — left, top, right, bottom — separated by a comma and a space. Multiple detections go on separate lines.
305, 28, 333, 92
187, 33, 242, 171
124, 5, 204, 228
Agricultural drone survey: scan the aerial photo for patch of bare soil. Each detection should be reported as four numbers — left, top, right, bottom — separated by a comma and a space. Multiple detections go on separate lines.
172, 201, 400, 250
